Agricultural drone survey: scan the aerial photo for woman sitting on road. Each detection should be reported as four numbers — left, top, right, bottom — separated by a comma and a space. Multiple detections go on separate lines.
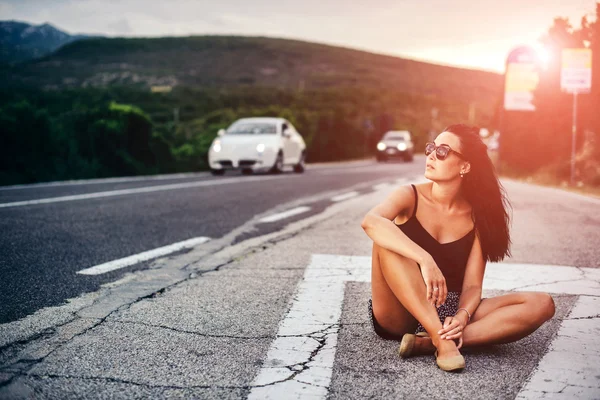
361, 124, 555, 372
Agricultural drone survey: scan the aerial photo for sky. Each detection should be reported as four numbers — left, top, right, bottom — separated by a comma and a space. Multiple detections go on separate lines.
0, 0, 597, 72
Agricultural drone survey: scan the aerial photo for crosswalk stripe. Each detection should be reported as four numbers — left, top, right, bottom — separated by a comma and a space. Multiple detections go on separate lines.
249, 254, 598, 399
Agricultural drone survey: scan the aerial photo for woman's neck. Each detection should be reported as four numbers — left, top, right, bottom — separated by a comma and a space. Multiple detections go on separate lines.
430, 180, 463, 210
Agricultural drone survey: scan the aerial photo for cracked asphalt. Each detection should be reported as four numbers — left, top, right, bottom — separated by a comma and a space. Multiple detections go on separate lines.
0, 160, 419, 324
1, 171, 599, 399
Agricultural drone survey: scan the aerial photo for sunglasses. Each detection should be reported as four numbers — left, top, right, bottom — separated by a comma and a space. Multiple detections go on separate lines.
425, 142, 465, 161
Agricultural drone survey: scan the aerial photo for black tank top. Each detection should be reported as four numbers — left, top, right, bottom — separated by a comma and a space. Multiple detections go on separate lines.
395, 185, 475, 292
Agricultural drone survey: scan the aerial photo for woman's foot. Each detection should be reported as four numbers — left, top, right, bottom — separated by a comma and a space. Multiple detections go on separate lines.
433, 339, 465, 372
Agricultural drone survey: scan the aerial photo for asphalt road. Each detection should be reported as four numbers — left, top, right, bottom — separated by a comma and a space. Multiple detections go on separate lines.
0, 159, 424, 324
1, 171, 599, 399
1, 162, 599, 399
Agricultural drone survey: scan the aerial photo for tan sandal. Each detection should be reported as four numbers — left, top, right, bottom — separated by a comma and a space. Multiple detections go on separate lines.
434, 351, 465, 372
398, 334, 417, 358
398, 332, 430, 358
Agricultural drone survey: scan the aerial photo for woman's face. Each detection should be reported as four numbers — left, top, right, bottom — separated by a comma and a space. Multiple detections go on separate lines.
424, 131, 468, 182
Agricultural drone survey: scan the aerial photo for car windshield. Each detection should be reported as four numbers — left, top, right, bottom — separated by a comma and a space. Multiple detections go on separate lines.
385, 135, 405, 141
227, 123, 277, 135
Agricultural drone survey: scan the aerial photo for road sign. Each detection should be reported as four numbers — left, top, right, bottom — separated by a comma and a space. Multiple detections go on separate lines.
561, 49, 593, 184
504, 46, 541, 111
561, 48, 592, 93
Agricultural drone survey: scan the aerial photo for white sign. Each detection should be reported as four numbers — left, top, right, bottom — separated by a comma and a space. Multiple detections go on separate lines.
504, 47, 541, 111
561, 48, 592, 93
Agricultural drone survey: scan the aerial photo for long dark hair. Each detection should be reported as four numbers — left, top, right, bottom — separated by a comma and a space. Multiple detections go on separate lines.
444, 124, 511, 262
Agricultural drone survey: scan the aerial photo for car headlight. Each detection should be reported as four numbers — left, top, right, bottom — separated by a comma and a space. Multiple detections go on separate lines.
397, 143, 407, 151
377, 142, 386, 151
256, 143, 265, 153
213, 140, 221, 153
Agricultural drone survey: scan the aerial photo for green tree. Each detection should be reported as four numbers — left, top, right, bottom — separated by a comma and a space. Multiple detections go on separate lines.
0, 100, 61, 185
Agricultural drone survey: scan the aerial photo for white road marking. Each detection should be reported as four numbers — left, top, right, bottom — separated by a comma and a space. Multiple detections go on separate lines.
483, 262, 600, 296
330, 191, 359, 202
372, 183, 393, 191
76, 236, 211, 275
517, 296, 600, 399
0, 172, 209, 191
258, 206, 312, 223
0, 176, 283, 209
249, 254, 599, 399
248, 254, 366, 399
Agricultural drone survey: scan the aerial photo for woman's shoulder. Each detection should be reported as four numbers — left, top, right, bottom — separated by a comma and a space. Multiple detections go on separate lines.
413, 182, 433, 196
391, 182, 427, 201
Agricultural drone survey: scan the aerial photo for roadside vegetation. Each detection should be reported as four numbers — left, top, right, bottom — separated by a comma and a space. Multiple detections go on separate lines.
0, 36, 499, 185
500, 4, 600, 192
1, 5, 598, 189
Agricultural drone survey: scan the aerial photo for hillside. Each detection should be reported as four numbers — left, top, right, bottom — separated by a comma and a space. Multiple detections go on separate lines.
1, 34, 506, 185
2, 35, 502, 107
0, 20, 88, 64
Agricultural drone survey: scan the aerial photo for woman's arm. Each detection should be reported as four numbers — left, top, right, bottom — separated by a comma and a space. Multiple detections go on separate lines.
361, 185, 432, 265
456, 234, 486, 325
361, 185, 446, 306
438, 234, 485, 344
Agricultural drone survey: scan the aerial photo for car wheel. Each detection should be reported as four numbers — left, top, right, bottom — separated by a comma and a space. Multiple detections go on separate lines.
404, 153, 414, 162
210, 169, 225, 176
293, 151, 305, 173
377, 156, 387, 163
270, 151, 284, 174
242, 168, 253, 175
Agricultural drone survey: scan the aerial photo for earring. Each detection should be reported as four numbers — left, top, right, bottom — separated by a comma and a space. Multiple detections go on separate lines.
460, 172, 464, 178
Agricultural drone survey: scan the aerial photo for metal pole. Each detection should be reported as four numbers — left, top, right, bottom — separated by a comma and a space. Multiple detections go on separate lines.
570, 92, 577, 185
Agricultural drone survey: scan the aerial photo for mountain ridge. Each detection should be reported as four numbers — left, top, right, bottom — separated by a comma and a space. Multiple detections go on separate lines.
2, 34, 502, 110
0, 20, 92, 64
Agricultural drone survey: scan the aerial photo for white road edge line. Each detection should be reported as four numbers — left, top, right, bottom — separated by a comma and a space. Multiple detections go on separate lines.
249, 254, 599, 399
0, 172, 209, 191
76, 236, 211, 275
331, 191, 359, 202
258, 206, 311, 223
0, 176, 282, 209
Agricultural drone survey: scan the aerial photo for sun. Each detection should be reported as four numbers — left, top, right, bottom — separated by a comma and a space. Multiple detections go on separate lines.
533, 44, 551, 69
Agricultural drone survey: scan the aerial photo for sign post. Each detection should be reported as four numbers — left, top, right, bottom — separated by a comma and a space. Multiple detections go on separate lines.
561, 48, 592, 185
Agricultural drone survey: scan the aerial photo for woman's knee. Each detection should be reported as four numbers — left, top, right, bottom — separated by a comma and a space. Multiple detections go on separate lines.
529, 292, 555, 322
540, 293, 556, 321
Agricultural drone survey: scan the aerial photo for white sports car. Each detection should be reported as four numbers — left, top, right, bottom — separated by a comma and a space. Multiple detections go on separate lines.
208, 117, 307, 175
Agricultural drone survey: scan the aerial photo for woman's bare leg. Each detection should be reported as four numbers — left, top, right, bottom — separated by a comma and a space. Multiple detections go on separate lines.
372, 243, 460, 359
460, 292, 555, 347
371, 243, 417, 336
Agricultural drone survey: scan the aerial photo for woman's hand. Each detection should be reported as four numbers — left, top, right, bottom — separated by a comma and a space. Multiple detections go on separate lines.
438, 316, 466, 349
419, 256, 447, 308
